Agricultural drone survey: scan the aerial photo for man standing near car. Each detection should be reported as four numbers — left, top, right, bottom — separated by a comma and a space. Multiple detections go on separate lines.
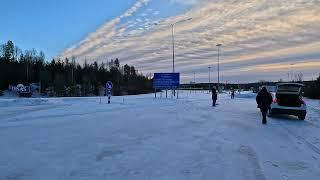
256, 87, 273, 124
212, 87, 217, 106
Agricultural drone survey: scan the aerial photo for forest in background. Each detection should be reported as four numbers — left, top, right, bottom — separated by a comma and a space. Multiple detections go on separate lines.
0, 40, 153, 97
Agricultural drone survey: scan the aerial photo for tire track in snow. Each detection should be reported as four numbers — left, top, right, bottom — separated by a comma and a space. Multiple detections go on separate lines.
278, 122, 320, 156
238, 145, 267, 180
0, 104, 67, 121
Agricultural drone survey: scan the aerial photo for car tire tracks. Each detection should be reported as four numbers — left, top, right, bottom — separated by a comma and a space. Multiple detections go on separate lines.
279, 123, 320, 156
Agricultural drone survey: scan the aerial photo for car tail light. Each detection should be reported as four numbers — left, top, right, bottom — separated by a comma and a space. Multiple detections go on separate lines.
273, 98, 278, 103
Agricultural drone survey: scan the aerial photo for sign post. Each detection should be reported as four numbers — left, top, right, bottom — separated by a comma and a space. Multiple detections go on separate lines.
106, 81, 113, 104
153, 73, 180, 99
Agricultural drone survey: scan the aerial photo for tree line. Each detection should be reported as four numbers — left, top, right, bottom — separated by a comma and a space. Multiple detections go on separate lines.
304, 75, 320, 99
0, 40, 153, 96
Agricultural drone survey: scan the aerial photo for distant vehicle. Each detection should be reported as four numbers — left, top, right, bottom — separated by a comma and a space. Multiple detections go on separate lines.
269, 83, 306, 120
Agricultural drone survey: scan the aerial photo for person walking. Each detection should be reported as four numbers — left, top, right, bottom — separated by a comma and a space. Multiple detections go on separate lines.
231, 89, 235, 99
212, 87, 217, 106
256, 87, 273, 124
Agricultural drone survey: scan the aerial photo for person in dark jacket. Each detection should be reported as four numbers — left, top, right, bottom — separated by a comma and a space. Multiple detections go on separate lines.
212, 88, 217, 106
256, 87, 273, 124
231, 89, 235, 99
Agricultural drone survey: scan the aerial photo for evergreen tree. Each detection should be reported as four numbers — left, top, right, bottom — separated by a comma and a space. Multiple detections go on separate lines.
4, 40, 15, 60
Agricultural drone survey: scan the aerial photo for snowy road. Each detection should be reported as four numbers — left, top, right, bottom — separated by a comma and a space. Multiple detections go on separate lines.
0, 91, 320, 180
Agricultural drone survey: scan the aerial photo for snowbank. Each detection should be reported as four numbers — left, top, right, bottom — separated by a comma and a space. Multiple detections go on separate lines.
1, 91, 320, 180
234, 91, 256, 99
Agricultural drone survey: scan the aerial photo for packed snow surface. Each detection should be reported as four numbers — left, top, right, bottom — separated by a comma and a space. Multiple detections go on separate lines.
0, 91, 320, 180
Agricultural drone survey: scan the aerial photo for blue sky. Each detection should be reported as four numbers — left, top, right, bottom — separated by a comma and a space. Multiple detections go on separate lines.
0, 0, 191, 59
1, 0, 139, 58
1, 0, 320, 83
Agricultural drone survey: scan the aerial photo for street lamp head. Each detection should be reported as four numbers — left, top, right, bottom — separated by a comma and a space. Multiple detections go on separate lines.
216, 44, 222, 47
173, 17, 193, 25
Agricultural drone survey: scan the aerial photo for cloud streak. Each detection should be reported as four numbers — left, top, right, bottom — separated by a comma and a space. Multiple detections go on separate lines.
61, 0, 320, 83
62, 0, 150, 58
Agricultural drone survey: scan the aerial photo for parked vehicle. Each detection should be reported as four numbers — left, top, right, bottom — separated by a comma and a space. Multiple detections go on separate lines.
269, 83, 306, 120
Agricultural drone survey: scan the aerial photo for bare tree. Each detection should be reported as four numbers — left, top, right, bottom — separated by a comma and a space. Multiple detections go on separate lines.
295, 72, 303, 82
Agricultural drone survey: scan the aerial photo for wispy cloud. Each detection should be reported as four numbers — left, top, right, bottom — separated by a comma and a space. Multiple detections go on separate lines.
170, 0, 204, 5
61, 0, 320, 83
62, 0, 150, 58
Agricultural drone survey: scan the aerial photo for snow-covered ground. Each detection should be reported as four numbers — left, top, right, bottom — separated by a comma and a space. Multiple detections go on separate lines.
0, 91, 320, 180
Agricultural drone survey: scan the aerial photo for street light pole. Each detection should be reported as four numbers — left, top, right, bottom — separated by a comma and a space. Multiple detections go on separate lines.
208, 66, 211, 91
193, 72, 196, 91
170, 18, 192, 72
171, 24, 175, 73
216, 44, 222, 92
170, 17, 192, 96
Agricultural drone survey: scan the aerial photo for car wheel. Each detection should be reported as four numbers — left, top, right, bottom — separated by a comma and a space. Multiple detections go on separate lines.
298, 115, 306, 120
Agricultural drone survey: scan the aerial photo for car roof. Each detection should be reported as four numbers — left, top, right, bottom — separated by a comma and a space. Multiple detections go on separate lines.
276, 83, 304, 87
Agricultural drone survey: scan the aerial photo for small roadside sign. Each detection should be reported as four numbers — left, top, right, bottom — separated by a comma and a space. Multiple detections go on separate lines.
106, 81, 113, 90
106, 81, 113, 104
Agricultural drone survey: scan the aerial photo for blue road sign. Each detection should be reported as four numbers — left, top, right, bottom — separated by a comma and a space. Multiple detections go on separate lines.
153, 73, 180, 89
106, 81, 113, 90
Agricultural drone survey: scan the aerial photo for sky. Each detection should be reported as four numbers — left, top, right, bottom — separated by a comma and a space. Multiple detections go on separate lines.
1, 0, 320, 83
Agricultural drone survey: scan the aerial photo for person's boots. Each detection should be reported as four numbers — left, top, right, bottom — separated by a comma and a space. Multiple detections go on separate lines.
262, 117, 267, 124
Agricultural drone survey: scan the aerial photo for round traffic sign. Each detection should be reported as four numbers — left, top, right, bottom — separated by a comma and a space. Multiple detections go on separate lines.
106, 81, 113, 90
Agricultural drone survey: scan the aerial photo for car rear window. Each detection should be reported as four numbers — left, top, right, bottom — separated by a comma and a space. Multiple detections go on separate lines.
277, 85, 301, 92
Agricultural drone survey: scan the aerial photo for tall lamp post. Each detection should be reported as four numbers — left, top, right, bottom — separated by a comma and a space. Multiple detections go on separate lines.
170, 18, 192, 96
208, 66, 212, 92
151, 18, 192, 96
216, 44, 222, 92
193, 72, 196, 91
